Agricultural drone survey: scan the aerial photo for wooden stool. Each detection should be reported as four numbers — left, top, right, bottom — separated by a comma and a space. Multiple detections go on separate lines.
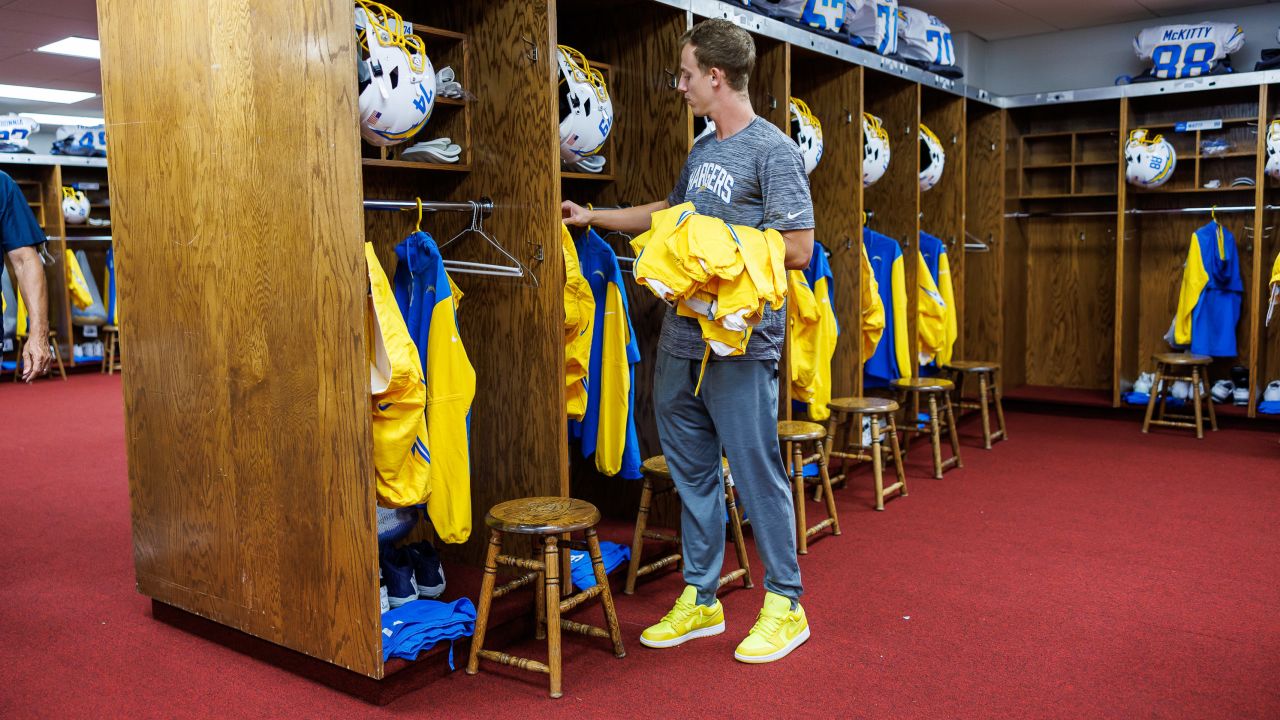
12, 330, 66, 382
892, 377, 962, 479
825, 397, 907, 511
778, 421, 839, 554
466, 497, 625, 699
624, 455, 752, 595
943, 360, 1008, 449
1142, 353, 1217, 439
102, 325, 121, 375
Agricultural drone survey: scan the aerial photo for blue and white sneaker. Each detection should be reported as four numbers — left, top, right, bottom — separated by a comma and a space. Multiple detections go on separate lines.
405, 542, 446, 599
380, 548, 419, 609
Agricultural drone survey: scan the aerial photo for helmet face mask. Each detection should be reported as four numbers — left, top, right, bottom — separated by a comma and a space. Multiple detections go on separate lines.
557, 45, 614, 163
355, 1, 436, 147
862, 112, 890, 187
789, 97, 823, 175
1125, 128, 1177, 188
1265, 120, 1280, 182
918, 123, 945, 191
62, 187, 90, 225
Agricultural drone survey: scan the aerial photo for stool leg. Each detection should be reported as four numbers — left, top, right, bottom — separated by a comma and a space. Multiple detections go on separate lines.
586, 529, 626, 658
625, 478, 654, 595
1190, 367, 1205, 439
1142, 367, 1163, 433
466, 529, 503, 676
792, 440, 808, 555
51, 338, 66, 381
108, 332, 118, 376
888, 414, 907, 496
544, 536, 562, 699
870, 415, 885, 511
724, 479, 753, 588
535, 545, 547, 641
1205, 373, 1218, 432
993, 369, 1008, 442
927, 394, 943, 479
944, 394, 963, 469
978, 372, 992, 450
816, 441, 839, 536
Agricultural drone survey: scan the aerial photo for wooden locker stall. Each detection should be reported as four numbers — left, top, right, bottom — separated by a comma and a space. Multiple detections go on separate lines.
0, 160, 68, 374
1117, 86, 1261, 415
920, 87, 965, 364
963, 101, 1006, 370
60, 163, 113, 369
1258, 84, 1280, 404
1005, 99, 1120, 403
100, 0, 571, 686
862, 71, 920, 382
790, 49, 864, 399
557, 0, 691, 520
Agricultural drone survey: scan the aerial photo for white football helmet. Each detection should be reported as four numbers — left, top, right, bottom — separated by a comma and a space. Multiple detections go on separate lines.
789, 97, 823, 175
557, 45, 613, 164
51, 125, 107, 157
0, 114, 39, 153
1125, 129, 1176, 188
62, 187, 90, 225
355, 1, 436, 147
863, 111, 890, 187
919, 123, 945, 191
1265, 119, 1279, 182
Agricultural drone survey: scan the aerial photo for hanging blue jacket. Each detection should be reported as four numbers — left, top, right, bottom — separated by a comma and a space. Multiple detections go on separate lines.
1169, 221, 1243, 357
863, 228, 910, 388
569, 228, 642, 480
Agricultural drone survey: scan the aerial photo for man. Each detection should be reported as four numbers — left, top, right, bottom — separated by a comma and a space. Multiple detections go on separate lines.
562, 19, 814, 664
1, 170, 52, 381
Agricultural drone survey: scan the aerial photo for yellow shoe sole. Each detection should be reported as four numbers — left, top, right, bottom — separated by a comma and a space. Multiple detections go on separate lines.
639, 620, 726, 649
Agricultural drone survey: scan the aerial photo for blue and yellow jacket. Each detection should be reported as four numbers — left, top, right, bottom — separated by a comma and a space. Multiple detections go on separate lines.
392, 231, 476, 544
1169, 221, 1243, 357
570, 228, 642, 480
563, 224, 595, 421
366, 242, 432, 511
1268, 251, 1280, 326
863, 228, 910, 387
789, 242, 839, 421
860, 241, 885, 362
69, 249, 107, 326
104, 247, 118, 326
917, 232, 956, 368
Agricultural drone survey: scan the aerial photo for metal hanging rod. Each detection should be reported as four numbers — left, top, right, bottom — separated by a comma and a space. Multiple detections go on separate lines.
62, 235, 113, 242
363, 197, 493, 216
1006, 205, 1280, 219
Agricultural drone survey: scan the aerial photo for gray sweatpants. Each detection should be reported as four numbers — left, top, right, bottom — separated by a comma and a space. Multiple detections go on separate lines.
653, 350, 803, 606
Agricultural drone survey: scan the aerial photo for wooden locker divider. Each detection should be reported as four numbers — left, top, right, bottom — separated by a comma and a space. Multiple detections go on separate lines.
558, 0, 690, 521
963, 101, 1004, 369
1247, 83, 1271, 417
1115, 97, 1138, 405
753, 36, 792, 419
1259, 84, 1280, 401
920, 87, 965, 363
863, 72, 920, 380
790, 49, 863, 399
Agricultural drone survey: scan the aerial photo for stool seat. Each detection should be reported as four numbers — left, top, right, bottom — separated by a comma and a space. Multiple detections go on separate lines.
640, 455, 729, 480
828, 396, 899, 414
943, 360, 1000, 373
778, 420, 826, 442
892, 377, 955, 393
485, 497, 601, 535
1153, 352, 1211, 366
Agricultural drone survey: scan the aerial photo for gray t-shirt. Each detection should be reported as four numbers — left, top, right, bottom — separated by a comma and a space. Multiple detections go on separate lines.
662, 116, 814, 361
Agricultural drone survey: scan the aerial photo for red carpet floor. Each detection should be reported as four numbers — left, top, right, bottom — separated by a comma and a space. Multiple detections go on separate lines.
2, 374, 1279, 719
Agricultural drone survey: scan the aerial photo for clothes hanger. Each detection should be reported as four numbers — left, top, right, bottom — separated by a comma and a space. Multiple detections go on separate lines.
439, 202, 539, 288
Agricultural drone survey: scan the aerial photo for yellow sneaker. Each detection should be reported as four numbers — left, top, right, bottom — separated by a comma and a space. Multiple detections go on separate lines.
640, 585, 726, 648
733, 591, 810, 663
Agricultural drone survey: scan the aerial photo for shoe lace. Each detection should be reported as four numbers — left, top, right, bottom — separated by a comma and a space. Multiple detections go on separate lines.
660, 595, 697, 625
749, 608, 785, 638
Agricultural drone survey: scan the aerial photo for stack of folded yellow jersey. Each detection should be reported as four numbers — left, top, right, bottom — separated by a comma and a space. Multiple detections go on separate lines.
631, 202, 788, 360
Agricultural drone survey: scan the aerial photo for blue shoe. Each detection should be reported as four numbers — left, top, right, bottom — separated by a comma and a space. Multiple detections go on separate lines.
405, 542, 446, 599
380, 549, 418, 608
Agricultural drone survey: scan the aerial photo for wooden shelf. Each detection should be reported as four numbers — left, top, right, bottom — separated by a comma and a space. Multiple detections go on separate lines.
1196, 150, 1256, 159
435, 97, 465, 107
1133, 186, 1256, 194
407, 23, 465, 43
1015, 192, 1116, 200
1139, 117, 1258, 132
1024, 162, 1073, 169
361, 158, 470, 172
561, 171, 615, 182
1073, 160, 1118, 167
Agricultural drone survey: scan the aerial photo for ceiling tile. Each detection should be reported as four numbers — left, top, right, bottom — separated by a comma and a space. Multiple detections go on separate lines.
898, 0, 1058, 40
1, 0, 98, 24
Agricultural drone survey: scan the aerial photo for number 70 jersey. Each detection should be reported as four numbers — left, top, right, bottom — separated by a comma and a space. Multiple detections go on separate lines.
1134, 22, 1244, 79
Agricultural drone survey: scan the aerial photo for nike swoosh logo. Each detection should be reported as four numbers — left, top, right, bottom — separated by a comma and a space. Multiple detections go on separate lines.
786, 210, 805, 220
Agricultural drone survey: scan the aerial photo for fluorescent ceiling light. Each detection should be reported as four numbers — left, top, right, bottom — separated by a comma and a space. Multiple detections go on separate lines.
19, 113, 103, 126
0, 84, 95, 104
37, 37, 100, 60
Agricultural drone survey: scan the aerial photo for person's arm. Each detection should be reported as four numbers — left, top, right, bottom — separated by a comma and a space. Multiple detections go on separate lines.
781, 228, 815, 270
561, 199, 670, 235
8, 245, 51, 381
